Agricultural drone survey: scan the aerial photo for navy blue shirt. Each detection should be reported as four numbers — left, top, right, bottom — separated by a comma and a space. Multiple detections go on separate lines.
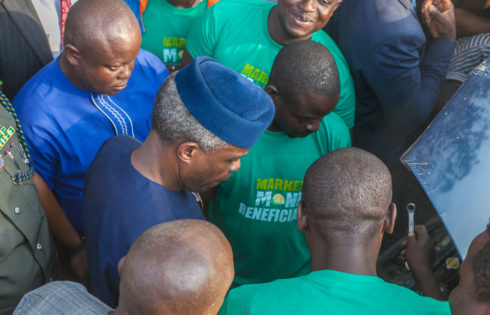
84, 135, 204, 307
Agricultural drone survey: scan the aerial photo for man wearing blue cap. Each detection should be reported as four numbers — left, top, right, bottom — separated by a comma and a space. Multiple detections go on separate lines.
83, 56, 275, 307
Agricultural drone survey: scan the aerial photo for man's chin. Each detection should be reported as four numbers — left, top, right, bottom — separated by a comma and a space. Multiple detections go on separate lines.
111, 84, 128, 94
92, 87, 124, 96
194, 182, 221, 194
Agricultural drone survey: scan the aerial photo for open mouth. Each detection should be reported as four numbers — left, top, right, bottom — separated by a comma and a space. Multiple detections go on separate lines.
292, 12, 313, 24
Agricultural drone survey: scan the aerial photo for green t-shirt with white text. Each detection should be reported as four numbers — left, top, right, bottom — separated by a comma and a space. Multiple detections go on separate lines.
220, 270, 452, 315
186, 0, 356, 128
142, 0, 208, 66
210, 113, 351, 287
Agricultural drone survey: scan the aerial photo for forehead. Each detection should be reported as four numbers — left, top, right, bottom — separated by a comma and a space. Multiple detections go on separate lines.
81, 29, 141, 63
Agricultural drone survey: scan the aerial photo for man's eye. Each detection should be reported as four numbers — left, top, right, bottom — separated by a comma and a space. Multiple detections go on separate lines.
106, 65, 119, 71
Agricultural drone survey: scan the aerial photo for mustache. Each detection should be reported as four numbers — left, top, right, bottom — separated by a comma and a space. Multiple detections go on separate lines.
292, 12, 315, 22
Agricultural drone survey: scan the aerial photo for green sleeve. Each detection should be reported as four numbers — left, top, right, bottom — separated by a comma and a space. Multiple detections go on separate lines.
218, 295, 230, 315
218, 287, 257, 315
323, 112, 352, 153
186, 3, 219, 58
333, 52, 356, 129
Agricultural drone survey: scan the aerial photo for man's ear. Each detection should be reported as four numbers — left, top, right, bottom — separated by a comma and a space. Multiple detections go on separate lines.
383, 202, 397, 235
64, 44, 81, 66
117, 256, 126, 276
297, 200, 308, 232
264, 84, 279, 100
176, 142, 200, 164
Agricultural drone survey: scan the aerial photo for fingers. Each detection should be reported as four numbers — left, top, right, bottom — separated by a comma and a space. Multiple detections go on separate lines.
421, 0, 433, 25
400, 236, 413, 260
428, 5, 444, 21
436, 0, 453, 11
414, 225, 429, 241
414, 224, 428, 234
421, 0, 432, 13
422, 0, 456, 40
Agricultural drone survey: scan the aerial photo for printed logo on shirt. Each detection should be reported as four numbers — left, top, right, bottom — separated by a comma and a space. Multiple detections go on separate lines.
271, 193, 285, 206
241, 63, 269, 87
162, 37, 186, 66
236, 177, 303, 223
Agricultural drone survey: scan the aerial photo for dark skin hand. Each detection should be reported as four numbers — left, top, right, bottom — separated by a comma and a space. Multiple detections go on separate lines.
401, 225, 445, 300
421, 0, 457, 41
33, 173, 89, 288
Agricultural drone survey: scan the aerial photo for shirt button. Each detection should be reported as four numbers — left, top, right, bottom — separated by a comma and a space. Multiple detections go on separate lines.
14, 207, 20, 214
36, 243, 43, 250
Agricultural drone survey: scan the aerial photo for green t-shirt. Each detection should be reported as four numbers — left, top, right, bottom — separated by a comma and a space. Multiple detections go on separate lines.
210, 113, 351, 287
141, 0, 208, 66
186, 0, 356, 128
220, 270, 452, 315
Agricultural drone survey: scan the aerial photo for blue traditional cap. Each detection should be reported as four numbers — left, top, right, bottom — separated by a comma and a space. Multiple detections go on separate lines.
175, 56, 275, 149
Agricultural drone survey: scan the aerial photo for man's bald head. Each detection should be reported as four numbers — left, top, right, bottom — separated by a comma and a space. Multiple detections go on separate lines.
302, 148, 393, 240
117, 220, 234, 315
64, 0, 139, 53
61, 0, 142, 95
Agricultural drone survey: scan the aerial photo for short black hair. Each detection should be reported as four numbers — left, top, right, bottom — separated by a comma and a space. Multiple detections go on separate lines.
302, 148, 392, 239
268, 40, 339, 98
472, 222, 490, 301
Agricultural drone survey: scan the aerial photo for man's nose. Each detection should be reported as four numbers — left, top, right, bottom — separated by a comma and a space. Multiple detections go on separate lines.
230, 159, 241, 172
118, 64, 133, 80
298, 0, 316, 12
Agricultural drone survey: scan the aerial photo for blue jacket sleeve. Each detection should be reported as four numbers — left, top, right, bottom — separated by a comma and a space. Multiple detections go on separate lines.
363, 34, 454, 135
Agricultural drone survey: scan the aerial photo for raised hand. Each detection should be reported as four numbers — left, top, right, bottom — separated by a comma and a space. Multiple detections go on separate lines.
421, 0, 457, 41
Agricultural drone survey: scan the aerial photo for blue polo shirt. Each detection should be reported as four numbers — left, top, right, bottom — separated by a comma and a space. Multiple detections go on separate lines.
84, 135, 205, 307
13, 50, 168, 232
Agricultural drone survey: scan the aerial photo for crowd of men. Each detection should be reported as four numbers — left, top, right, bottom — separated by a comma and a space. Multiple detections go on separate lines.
0, 0, 489, 313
